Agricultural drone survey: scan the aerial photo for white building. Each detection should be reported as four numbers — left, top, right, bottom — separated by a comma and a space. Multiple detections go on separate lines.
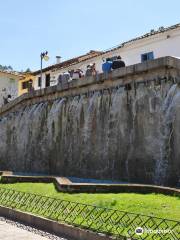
34, 23, 180, 89
33, 50, 103, 89
0, 71, 22, 106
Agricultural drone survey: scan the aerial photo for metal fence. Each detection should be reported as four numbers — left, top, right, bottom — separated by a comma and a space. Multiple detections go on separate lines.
0, 187, 179, 239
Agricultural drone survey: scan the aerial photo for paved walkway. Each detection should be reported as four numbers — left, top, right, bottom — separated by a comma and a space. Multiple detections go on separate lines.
0, 217, 68, 240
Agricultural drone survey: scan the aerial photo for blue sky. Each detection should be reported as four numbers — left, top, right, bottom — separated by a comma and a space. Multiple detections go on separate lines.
0, 0, 180, 71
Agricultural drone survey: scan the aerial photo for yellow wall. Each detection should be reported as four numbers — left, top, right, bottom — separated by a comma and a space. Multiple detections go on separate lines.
18, 74, 35, 96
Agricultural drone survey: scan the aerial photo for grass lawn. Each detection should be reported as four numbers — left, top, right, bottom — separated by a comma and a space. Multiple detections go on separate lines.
0, 182, 179, 221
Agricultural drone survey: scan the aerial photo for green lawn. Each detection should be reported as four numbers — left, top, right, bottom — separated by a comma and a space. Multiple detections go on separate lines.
0, 182, 179, 221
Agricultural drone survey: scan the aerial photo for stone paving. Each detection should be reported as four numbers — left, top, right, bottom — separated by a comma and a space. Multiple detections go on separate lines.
0, 217, 68, 240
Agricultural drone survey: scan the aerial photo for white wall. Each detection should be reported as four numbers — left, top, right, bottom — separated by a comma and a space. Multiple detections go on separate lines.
34, 27, 180, 89
0, 73, 19, 106
34, 57, 103, 90
105, 27, 180, 66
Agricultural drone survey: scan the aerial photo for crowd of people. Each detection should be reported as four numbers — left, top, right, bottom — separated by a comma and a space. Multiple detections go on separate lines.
58, 69, 84, 84
102, 56, 125, 74
1, 56, 125, 106
58, 63, 98, 85
58, 55, 125, 85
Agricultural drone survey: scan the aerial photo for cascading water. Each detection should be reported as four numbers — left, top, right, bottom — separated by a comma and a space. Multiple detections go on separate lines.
0, 82, 180, 186
154, 84, 180, 185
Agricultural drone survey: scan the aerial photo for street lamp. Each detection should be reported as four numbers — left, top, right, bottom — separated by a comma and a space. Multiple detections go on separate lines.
40, 51, 49, 89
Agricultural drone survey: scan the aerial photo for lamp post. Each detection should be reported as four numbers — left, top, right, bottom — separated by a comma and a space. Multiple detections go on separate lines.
40, 51, 49, 89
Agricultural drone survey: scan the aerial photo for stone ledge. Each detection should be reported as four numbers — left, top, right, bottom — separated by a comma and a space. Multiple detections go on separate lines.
0, 205, 126, 240
55, 183, 180, 195
1, 174, 180, 196
0, 56, 180, 116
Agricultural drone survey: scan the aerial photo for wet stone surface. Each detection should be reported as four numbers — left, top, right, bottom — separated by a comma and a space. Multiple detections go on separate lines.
0, 82, 180, 187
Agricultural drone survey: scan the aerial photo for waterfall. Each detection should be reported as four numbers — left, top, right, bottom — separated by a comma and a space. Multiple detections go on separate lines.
154, 84, 180, 185
0, 82, 180, 186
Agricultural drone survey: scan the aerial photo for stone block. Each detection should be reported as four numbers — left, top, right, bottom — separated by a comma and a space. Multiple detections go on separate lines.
134, 61, 148, 73
126, 65, 135, 75
111, 67, 126, 79
56, 84, 62, 91
147, 57, 165, 70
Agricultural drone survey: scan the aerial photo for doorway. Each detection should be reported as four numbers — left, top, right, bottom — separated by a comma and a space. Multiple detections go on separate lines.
45, 74, 50, 87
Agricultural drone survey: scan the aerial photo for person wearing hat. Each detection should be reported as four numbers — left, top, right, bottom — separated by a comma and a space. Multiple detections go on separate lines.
112, 56, 125, 70
102, 58, 113, 74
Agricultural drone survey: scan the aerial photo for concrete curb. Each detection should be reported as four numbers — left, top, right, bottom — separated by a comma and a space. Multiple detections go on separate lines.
55, 182, 180, 196
0, 205, 126, 240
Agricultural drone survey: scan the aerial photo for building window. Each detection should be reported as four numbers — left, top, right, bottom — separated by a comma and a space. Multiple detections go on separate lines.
22, 81, 29, 90
38, 77, 41, 87
141, 52, 154, 62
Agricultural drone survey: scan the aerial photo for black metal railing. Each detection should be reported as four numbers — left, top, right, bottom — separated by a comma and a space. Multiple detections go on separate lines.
0, 187, 179, 239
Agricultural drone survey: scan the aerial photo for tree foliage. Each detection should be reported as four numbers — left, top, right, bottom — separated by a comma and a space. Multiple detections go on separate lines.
0, 65, 13, 71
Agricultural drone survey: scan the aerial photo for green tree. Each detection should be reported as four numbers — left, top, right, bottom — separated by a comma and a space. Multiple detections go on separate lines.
0, 64, 13, 71
25, 68, 31, 73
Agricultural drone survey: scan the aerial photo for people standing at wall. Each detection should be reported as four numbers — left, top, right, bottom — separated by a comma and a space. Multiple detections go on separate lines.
68, 70, 74, 81
7, 94, 12, 103
112, 56, 125, 70
63, 72, 71, 82
28, 79, 34, 93
86, 63, 97, 77
102, 58, 113, 74
72, 69, 83, 80
91, 63, 97, 76
86, 65, 92, 77
58, 69, 84, 86
3, 94, 12, 105
3, 96, 8, 105
57, 72, 71, 89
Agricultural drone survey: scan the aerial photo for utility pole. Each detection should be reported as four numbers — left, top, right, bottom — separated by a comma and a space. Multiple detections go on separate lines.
40, 51, 49, 89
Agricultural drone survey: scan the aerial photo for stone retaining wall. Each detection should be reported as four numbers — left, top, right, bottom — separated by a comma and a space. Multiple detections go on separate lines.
1, 175, 179, 196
